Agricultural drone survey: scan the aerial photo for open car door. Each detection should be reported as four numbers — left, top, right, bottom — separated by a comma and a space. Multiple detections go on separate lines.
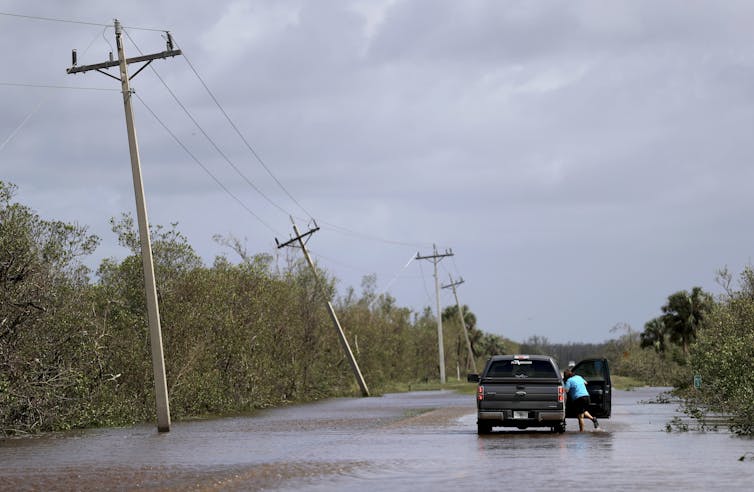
566, 358, 611, 418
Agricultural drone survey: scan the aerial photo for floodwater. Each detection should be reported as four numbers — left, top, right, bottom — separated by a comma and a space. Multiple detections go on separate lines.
1, 387, 753, 491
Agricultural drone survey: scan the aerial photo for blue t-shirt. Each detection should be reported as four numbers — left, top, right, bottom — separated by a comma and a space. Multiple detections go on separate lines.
564, 374, 589, 399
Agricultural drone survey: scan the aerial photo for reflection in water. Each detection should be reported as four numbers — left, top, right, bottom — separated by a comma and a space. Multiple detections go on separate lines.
1, 388, 753, 491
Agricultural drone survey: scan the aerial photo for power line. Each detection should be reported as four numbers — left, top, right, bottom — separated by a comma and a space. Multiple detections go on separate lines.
0, 10, 108, 27
68, 24, 435, 259
173, 35, 315, 221
148, 35, 436, 262
0, 11, 166, 31
318, 220, 433, 248
417, 261, 434, 307
123, 30, 433, 254
450, 255, 464, 277
0, 82, 119, 91
1, 26, 113, 153
440, 260, 456, 279
134, 93, 281, 236
172, 36, 436, 252
307, 249, 371, 273
123, 29, 295, 220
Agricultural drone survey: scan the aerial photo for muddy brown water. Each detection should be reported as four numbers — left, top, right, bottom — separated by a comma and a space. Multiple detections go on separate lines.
1, 387, 753, 490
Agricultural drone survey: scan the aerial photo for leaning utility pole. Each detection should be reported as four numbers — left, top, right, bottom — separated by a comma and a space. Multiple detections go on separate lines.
441, 275, 477, 373
67, 19, 182, 432
276, 218, 370, 397
416, 245, 453, 384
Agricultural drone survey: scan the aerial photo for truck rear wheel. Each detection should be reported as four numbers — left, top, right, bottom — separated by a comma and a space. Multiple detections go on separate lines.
554, 420, 566, 433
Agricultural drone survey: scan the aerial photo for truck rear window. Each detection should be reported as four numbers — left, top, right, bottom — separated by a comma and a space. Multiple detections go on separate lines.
486, 360, 558, 379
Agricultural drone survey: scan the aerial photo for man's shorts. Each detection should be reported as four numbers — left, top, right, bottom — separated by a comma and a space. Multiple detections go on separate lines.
574, 395, 591, 414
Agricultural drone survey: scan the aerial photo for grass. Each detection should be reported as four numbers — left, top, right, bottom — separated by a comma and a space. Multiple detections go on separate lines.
611, 375, 647, 390
374, 379, 477, 396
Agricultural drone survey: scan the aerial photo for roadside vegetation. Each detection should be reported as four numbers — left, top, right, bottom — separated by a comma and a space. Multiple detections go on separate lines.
624, 271, 754, 436
684, 268, 754, 435
2, 180, 751, 435
0, 181, 510, 436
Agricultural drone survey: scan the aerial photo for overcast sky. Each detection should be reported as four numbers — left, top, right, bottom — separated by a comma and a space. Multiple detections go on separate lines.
3, 0, 754, 344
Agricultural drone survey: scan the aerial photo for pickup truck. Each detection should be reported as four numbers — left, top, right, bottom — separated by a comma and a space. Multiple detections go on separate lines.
467, 355, 611, 434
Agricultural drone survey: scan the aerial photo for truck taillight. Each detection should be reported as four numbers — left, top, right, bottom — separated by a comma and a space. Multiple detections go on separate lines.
558, 385, 564, 403
478, 385, 485, 401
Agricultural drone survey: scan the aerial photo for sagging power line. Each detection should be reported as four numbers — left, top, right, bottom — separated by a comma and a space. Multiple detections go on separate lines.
174, 37, 315, 222
10, 11, 451, 320
122, 30, 428, 254
134, 93, 280, 235
123, 31, 297, 223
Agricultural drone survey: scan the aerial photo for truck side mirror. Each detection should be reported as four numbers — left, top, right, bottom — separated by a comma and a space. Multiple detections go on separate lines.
467, 373, 479, 383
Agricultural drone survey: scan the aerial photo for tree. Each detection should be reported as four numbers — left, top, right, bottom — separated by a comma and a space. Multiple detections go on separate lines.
441, 304, 477, 330
475, 332, 512, 359
660, 287, 713, 356
0, 181, 101, 434
520, 335, 552, 355
441, 303, 478, 362
689, 268, 754, 434
640, 317, 667, 354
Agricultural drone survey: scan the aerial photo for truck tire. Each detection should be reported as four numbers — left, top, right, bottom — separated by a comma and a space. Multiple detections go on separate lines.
477, 422, 492, 434
554, 420, 566, 433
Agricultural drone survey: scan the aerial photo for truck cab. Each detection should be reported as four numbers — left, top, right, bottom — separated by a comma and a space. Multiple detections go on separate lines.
467, 355, 566, 434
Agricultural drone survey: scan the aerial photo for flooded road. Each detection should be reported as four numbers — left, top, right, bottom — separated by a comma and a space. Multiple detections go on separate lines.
1, 387, 753, 490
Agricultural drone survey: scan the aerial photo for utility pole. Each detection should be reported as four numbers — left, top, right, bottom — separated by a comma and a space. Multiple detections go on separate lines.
67, 19, 182, 433
276, 218, 370, 397
416, 245, 453, 384
442, 275, 477, 373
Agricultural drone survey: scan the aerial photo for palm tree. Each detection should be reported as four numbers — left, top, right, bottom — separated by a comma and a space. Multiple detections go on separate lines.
660, 287, 713, 356
640, 317, 667, 354
442, 304, 478, 354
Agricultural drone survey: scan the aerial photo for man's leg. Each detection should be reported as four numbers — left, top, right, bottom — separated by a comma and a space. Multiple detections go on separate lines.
577, 413, 585, 432
584, 410, 598, 428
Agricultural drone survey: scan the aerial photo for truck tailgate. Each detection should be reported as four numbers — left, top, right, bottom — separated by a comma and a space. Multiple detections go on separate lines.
479, 380, 562, 411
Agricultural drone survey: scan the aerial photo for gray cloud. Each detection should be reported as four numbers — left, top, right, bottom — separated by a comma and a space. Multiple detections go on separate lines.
3, 0, 754, 343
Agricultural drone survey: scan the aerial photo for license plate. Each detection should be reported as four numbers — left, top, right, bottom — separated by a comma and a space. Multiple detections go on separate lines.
513, 411, 528, 419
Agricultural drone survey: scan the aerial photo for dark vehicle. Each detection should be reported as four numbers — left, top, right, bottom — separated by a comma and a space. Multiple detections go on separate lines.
467, 355, 611, 434
467, 355, 566, 434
